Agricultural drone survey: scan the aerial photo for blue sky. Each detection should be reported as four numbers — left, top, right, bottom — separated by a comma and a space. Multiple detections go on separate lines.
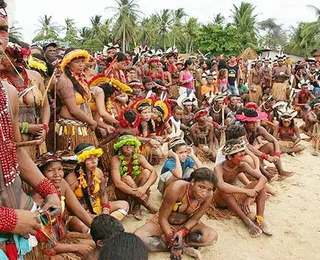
10, 0, 320, 43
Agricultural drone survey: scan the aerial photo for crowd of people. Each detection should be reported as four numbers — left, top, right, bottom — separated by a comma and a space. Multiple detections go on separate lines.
1, 1, 320, 259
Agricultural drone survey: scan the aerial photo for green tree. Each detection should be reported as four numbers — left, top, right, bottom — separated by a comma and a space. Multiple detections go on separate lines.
62, 18, 78, 47
33, 15, 60, 44
107, 0, 142, 51
231, 2, 258, 47
170, 8, 187, 47
9, 21, 23, 40
197, 23, 242, 57
155, 9, 173, 50
212, 13, 225, 25
182, 17, 200, 53
258, 18, 287, 49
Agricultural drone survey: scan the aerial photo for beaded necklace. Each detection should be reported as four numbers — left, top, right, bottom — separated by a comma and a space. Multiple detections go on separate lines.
0, 82, 20, 186
1, 68, 29, 92
119, 152, 141, 178
186, 183, 200, 211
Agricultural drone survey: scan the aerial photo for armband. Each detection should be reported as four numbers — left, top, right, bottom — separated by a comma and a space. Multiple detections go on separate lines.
35, 178, 58, 198
0, 207, 18, 232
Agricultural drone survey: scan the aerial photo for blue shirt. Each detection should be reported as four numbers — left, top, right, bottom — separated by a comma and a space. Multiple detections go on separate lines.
161, 157, 196, 175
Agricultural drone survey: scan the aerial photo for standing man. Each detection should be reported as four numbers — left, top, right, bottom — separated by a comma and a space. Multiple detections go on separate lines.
227, 55, 240, 95
271, 56, 291, 101
0, 2, 60, 258
43, 42, 57, 63
248, 60, 263, 105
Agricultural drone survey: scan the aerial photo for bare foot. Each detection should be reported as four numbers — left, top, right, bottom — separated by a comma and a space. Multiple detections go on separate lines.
256, 220, 273, 236
268, 174, 279, 182
132, 205, 143, 220
247, 222, 262, 238
279, 171, 293, 180
145, 203, 158, 214
183, 247, 202, 260
312, 151, 319, 156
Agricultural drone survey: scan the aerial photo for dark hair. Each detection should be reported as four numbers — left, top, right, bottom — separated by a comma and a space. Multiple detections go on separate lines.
0, 1, 7, 7
279, 118, 294, 128
63, 48, 88, 98
98, 232, 148, 260
160, 60, 168, 71
98, 83, 116, 102
224, 139, 244, 159
124, 109, 138, 124
119, 132, 133, 138
199, 59, 211, 70
188, 167, 217, 185
182, 59, 193, 70
317, 111, 320, 120
218, 59, 228, 70
91, 215, 124, 243
171, 141, 187, 152
116, 52, 127, 62
226, 125, 246, 141
142, 76, 153, 85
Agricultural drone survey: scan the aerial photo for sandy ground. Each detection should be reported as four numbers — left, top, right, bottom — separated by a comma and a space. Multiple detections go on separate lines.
121, 138, 320, 260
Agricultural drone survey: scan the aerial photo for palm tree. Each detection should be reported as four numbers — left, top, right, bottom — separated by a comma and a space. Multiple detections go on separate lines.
138, 17, 156, 45
212, 13, 225, 25
231, 2, 258, 47
183, 17, 200, 53
258, 18, 287, 49
171, 8, 187, 46
90, 15, 103, 38
155, 9, 173, 50
63, 18, 78, 47
106, 0, 142, 51
9, 21, 23, 40
33, 15, 60, 44
302, 5, 320, 45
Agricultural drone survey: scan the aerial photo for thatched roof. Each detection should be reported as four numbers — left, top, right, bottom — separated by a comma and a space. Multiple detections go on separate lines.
238, 47, 258, 60
313, 49, 320, 57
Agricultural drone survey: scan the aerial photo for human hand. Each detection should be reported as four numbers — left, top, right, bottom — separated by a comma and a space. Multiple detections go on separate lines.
28, 124, 43, 136
42, 194, 61, 216
106, 125, 115, 134
245, 189, 258, 198
89, 120, 97, 131
168, 150, 178, 158
76, 244, 92, 256
241, 197, 255, 215
12, 209, 41, 238
172, 231, 184, 250
186, 146, 195, 156
137, 186, 148, 195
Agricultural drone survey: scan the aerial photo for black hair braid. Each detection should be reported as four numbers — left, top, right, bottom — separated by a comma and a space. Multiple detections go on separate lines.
64, 67, 86, 98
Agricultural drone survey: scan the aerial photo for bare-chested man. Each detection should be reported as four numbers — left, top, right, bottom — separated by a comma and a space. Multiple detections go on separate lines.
214, 140, 272, 238
236, 108, 293, 179
248, 61, 263, 105
0, 2, 60, 258
271, 57, 291, 101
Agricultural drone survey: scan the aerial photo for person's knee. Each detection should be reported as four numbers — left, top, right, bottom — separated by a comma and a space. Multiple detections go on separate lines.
113, 200, 130, 211
205, 228, 218, 244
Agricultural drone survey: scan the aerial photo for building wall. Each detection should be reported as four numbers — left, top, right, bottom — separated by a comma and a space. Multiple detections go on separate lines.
261, 50, 306, 62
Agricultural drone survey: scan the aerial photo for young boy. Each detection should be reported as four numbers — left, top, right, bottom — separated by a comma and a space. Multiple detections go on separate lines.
157, 138, 202, 194
168, 105, 184, 138
83, 215, 125, 260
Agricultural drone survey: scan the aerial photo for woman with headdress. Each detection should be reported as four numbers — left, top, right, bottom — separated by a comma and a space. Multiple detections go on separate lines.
151, 98, 172, 138
66, 143, 129, 222
273, 107, 305, 155
34, 153, 95, 259
0, 40, 50, 159
144, 55, 165, 82
55, 48, 98, 151
132, 97, 165, 163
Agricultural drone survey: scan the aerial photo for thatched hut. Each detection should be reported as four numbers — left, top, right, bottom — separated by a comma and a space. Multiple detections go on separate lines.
238, 47, 259, 61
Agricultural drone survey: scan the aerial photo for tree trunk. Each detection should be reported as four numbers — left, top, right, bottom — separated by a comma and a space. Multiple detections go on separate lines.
122, 25, 126, 52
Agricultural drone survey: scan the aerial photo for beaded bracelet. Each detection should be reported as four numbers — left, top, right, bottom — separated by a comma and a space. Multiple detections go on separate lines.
35, 178, 58, 199
274, 152, 281, 157
178, 226, 189, 237
166, 232, 174, 247
0, 207, 18, 232
102, 204, 111, 210
21, 121, 29, 134
261, 153, 269, 160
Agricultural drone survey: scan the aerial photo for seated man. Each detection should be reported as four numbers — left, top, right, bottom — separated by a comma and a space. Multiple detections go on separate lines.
294, 81, 315, 118
190, 108, 218, 162
236, 108, 292, 179
157, 138, 203, 194
214, 139, 272, 238
111, 133, 158, 220
135, 168, 218, 260
83, 215, 124, 260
